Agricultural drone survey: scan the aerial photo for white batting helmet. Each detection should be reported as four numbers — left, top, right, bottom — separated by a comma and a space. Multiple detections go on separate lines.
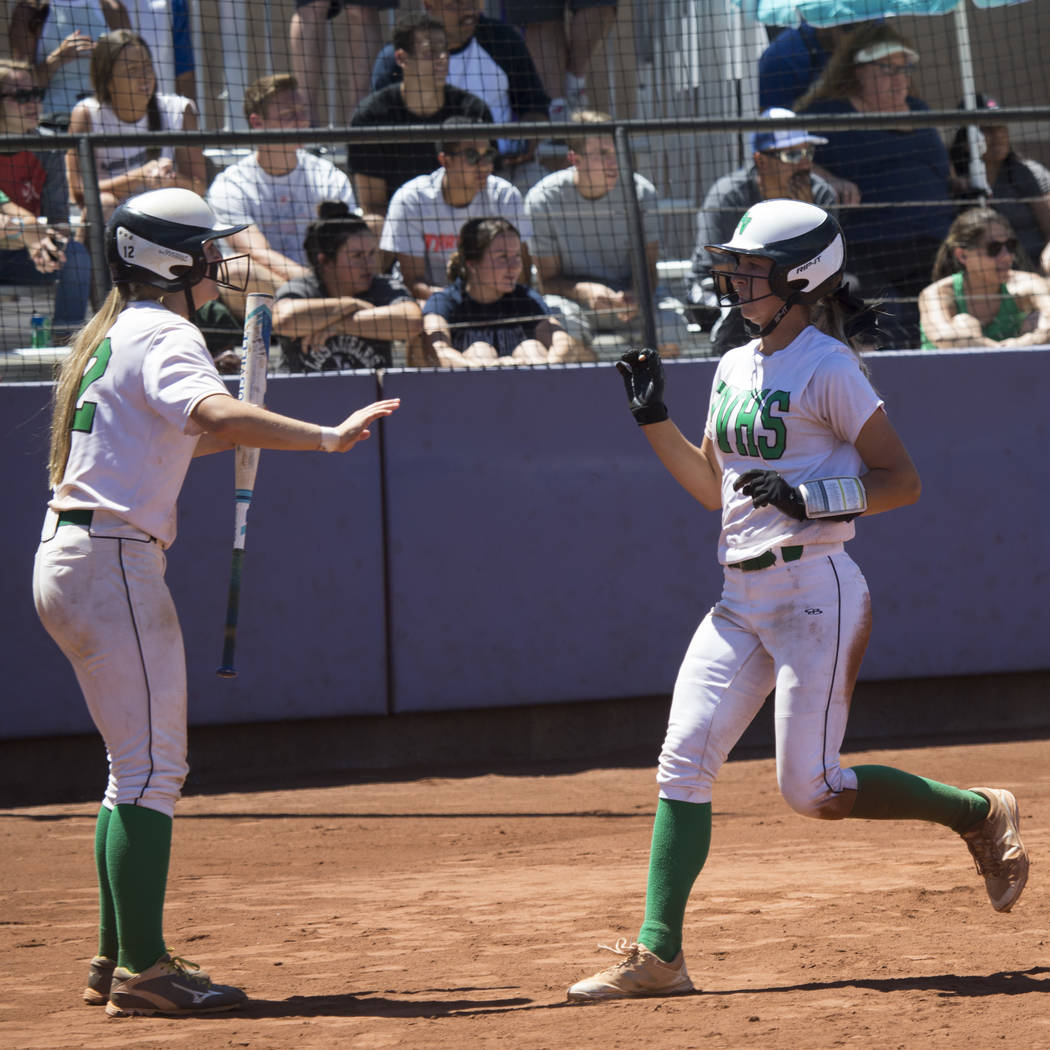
105, 188, 250, 292
706, 198, 845, 307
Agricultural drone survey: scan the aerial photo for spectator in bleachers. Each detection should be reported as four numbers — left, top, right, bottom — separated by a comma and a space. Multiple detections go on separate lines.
797, 21, 954, 348
688, 108, 836, 356
423, 216, 587, 366
0, 58, 91, 332
207, 73, 358, 319
348, 12, 492, 226
66, 29, 204, 220
274, 200, 426, 371
379, 117, 530, 303
950, 93, 1050, 271
918, 206, 1050, 349
757, 18, 857, 113
524, 109, 691, 356
290, 0, 399, 127
10, 0, 130, 131
504, 0, 617, 121
370, 0, 549, 192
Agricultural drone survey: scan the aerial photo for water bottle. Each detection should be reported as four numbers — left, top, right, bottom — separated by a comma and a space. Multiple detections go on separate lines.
30, 314, 51, 348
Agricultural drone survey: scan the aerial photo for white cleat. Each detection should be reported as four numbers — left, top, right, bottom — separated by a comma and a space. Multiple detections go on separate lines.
567, 939, 695, 1002
962, 787, 1029, 913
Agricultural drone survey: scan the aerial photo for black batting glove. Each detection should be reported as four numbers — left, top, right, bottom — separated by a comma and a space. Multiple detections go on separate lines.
734, 469, 807, 521
616, 347, 669, 426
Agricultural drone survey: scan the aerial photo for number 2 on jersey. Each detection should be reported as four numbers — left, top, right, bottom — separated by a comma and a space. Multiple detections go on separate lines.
72, 338, 113, 433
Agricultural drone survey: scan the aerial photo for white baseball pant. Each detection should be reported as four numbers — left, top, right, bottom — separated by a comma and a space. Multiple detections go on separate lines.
33, 511, 189, 818
657, 545, 872, 818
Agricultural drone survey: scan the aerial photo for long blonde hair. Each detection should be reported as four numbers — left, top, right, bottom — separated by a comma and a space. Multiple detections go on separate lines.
47, 284, 162, 486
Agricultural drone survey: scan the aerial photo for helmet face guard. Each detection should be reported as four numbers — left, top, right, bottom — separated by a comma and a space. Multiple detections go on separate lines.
106, 189, 250, 293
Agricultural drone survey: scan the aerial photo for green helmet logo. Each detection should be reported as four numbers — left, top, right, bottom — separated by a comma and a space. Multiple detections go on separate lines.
737, 213, 753, 235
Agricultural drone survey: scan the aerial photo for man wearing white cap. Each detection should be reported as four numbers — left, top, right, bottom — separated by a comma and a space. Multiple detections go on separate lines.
687, 108, 837, 354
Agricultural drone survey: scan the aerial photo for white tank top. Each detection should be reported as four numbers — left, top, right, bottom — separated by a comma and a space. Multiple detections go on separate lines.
78, 93, 193, 178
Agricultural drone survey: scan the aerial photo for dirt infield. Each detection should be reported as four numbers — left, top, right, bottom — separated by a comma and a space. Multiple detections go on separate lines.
4, 737, 1050, 1050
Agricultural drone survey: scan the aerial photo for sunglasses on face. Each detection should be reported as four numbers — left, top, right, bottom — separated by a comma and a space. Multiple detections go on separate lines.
982, 237, 1017, 257
2, 86, 45, 103
765, 145, 814, 165
446, 147, 499, 166
869, 60, 917, 77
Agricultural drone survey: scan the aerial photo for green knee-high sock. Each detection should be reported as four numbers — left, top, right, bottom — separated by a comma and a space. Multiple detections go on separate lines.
637, 799, 711, 963
850, 765, 989, 833
94, 805, 119, 960
106, 804, 172, 974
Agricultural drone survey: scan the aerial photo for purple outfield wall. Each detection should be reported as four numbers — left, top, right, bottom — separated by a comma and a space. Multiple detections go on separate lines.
2, 348, 1047, 740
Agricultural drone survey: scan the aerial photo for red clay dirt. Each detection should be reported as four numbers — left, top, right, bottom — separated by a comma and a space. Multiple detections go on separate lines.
3, 737, 1050, 1050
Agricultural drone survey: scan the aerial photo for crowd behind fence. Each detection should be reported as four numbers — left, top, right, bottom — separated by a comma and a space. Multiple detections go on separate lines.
0, 0, 1048, 380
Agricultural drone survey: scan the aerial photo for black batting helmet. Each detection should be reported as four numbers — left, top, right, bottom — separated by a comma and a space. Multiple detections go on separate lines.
105, 188, 250, 292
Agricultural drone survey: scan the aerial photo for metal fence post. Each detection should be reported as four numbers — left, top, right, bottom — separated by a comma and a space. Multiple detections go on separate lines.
613, 124, 658, 350
76, 136, 111, 307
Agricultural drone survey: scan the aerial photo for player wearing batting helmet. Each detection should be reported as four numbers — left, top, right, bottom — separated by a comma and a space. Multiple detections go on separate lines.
567, 199, 1029, 1003
33, 188, 400, 1017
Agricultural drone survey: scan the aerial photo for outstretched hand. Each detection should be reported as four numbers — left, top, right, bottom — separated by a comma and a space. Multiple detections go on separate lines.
733, 469, 807, 521
616, 347, 668, 426
332, 398, 401, 452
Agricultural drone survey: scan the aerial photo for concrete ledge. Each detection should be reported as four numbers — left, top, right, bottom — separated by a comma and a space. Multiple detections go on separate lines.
2, 671, 1048, 808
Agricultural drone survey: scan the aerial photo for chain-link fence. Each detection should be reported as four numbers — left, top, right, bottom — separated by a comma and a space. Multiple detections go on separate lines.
0, 0, 1047, 379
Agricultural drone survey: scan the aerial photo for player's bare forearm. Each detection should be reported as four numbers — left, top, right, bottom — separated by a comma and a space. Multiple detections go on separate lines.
190, 392, 401, 452
193, 432, 236, 457
644, 422, 722, 510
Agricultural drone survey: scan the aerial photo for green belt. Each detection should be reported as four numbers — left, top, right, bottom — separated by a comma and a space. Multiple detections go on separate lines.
57, 509, 93, 526
729, 545, 804, 572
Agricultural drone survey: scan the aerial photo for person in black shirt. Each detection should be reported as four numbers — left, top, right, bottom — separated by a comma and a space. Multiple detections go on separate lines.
348, 12, 491, 224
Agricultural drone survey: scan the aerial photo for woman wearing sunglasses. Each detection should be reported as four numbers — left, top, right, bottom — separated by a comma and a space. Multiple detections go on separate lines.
0, 58, 91, 334
919, 206, 1050, 349
797, 22, 954, 349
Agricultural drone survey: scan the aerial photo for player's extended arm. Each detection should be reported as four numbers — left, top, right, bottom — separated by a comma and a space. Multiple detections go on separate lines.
616, 348, 721, 510
191, 392, 400, 453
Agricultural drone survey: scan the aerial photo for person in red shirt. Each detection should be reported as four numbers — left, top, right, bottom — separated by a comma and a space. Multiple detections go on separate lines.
0, 59, 91, 334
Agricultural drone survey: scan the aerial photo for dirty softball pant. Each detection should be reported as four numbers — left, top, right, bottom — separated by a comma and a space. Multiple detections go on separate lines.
658, 546, 870, 816
33, 518, 189, 818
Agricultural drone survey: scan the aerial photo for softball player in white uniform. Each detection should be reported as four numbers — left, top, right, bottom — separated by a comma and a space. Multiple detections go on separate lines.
33, 188, 400, 1017
568, 200, 1028, 1002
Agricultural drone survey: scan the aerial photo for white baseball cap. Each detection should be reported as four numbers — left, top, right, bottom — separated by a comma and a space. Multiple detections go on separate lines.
751, 108, 827, 155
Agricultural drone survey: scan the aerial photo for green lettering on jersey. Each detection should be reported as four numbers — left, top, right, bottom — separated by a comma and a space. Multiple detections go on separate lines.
733, 390, 761, 458
712, 383, 791, 460
714, 383, 746, 454
71, 338, 113, 433
757, 389, 790, 460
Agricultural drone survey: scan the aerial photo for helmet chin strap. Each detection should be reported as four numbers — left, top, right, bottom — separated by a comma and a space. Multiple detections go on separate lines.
184, 286, 196, 321
755, 290, 800, 338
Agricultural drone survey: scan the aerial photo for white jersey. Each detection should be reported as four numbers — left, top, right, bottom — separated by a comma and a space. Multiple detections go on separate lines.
703, 325, 882, 565
50, 301, 228, 546
379, 168, 531, 287
207, 152, 358, 265
78, 94, 194, 178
